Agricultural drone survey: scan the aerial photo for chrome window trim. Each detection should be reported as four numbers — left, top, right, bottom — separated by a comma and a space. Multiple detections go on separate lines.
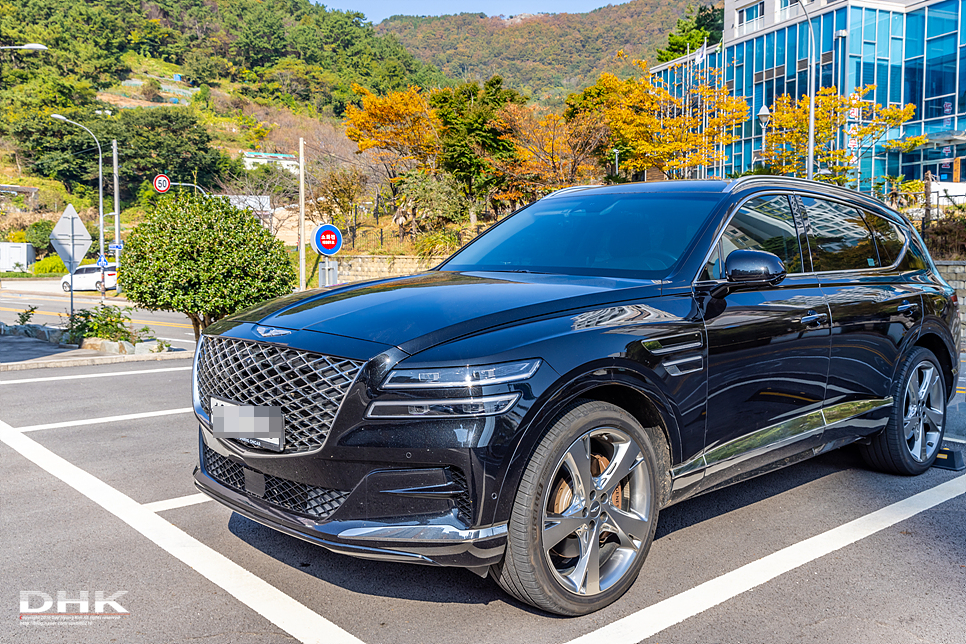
692, 189, 911, 288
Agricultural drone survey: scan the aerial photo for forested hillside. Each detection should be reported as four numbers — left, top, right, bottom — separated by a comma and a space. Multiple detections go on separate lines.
377, 0, 693, 99
0, 0, 446, 116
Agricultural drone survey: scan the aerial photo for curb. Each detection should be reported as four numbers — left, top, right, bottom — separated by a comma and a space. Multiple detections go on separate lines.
0, 350, 194, 372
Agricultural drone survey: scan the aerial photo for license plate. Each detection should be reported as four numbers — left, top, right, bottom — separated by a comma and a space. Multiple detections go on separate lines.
211, 397, 284, 452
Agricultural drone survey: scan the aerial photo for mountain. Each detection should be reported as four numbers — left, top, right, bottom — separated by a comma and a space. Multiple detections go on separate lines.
376, 1, 693, 99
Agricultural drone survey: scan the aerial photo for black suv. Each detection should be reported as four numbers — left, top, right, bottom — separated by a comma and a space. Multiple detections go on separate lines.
193, 177, 958, 615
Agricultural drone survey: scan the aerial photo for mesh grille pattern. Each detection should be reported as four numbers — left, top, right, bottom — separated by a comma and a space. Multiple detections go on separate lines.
448, 468, 473, 524
203, 445, 349, 520
196, 336, 365, 453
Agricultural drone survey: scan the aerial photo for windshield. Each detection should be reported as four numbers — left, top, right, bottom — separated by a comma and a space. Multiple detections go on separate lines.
440, 191, 724, 279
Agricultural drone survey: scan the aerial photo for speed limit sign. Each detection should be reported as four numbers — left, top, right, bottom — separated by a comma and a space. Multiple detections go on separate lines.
153, 174, 171, 193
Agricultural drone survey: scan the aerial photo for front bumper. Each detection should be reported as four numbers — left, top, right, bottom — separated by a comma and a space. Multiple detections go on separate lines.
194, 431, 507, 569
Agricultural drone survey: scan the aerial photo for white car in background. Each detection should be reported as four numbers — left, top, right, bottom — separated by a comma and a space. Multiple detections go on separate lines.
61, 264, 117, 292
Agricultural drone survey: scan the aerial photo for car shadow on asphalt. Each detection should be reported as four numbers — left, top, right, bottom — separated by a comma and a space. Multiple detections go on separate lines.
223, 448, 870, 611
654, 447, 866, 539
226, 512, 551, 614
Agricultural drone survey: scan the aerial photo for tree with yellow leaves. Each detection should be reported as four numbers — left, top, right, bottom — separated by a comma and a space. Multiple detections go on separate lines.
571, 61, 748, 178
481, 103, 608, 201
760, 85, 925, 184
344, 84, 442, 189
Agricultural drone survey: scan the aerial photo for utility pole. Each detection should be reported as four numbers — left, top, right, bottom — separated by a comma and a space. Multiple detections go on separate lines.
299, 137, 306, 291
112, 139, 121, 293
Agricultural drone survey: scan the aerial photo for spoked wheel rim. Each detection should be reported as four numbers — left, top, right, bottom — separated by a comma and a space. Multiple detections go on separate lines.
542, 427, 651, 597
902, 361, 944, 463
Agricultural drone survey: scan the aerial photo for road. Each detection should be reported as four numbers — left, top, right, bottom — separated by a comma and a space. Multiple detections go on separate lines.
1, 361, 963, 644
0, 289, 198, 347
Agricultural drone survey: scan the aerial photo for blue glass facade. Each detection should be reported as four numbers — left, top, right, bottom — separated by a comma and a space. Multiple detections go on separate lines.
651, 0, 966, 189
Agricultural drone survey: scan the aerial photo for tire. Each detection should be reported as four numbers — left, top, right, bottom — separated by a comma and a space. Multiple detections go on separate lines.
491, 399, 667, 615
62, 281, 71, 292
860, 347, 947, 475
95, 281, 102, 292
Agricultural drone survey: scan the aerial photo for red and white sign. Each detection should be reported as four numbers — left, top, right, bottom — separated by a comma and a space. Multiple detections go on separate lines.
153, 174, 171, 193
944, 101, 953, 115
848, 138, 858, 149
848, 107, 860, 120
944, 117, 953, 128
943, 146, 952, 156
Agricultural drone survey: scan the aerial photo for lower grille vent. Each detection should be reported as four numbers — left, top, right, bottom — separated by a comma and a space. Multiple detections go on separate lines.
203, 445, 349, 520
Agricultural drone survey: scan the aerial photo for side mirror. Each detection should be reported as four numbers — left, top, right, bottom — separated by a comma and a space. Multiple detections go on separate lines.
710, 249, 786, 298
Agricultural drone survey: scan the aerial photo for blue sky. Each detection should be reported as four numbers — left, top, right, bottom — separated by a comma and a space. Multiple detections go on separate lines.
322, 1, 631, 24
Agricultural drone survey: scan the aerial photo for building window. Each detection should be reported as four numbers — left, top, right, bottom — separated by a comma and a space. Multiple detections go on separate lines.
737, 2, 765, 36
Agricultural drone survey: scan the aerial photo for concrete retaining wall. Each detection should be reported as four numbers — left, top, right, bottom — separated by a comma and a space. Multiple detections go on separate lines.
336, 255, 442, 284
935, 261, 966, 330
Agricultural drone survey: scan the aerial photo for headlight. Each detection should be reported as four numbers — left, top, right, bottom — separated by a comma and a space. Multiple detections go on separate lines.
366, 393, 520, 419
382, 359, 541, 389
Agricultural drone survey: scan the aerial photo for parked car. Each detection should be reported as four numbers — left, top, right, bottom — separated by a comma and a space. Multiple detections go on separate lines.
192, 177, 958, 615
61, 264, 117, 292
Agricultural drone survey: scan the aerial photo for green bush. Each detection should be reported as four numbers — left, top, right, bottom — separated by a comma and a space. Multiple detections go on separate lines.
30, 256, 94, 275
26, 219, 55, 254
64, 305, 148, 344
31, 255, 67, 274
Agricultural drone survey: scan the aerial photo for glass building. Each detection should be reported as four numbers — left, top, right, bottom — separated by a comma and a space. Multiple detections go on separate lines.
650, 0, 966, 191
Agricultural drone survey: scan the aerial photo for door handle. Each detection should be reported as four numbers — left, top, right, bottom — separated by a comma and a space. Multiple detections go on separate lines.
797, 311, 828, 325
897, 301, 919, 314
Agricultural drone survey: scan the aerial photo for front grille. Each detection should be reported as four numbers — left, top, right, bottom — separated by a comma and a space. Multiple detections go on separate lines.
196, 336, 366, 453
203, 445, 349, 520
448, 467, 473, 524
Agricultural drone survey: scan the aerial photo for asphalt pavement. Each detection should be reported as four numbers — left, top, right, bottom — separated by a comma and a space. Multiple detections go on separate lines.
1, 359, 964, 644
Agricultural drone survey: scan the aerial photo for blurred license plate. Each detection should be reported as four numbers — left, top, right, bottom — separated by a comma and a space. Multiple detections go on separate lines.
211, 397, 284, 452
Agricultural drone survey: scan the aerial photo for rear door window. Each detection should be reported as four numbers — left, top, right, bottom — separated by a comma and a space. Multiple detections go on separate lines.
864, 212, 906, 266
800, 196, 879, 271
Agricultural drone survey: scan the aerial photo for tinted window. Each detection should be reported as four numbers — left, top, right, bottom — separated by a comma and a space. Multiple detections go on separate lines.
801, 197, 879, 271
721, 195, 805, 273
864, 212, 906, 265
441, 192, 724, 279
700, 244, 722, 280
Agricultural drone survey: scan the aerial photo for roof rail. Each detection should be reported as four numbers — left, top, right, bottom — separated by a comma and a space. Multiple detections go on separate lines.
725, 175, 894, 213
542, 185, 601, 200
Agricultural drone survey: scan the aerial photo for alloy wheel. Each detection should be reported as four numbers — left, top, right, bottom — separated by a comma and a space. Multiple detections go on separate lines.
902, 361, 944, 463
542, 427, 651, 596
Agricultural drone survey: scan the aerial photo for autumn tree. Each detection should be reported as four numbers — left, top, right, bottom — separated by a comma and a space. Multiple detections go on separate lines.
482, 103, 608, 200
344, 84, 442, 191
761, 85, 926, 184
574, 61, 747, 179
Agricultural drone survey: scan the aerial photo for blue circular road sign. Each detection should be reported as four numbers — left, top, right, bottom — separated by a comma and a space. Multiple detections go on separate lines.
311, 224, 343, 256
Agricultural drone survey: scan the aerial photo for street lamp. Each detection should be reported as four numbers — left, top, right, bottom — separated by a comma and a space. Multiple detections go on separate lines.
757, 105, 771, 167
612, 148, 620, 178
0, 43, 47, 86
795, 0, 817, 181
51, 113, 106, 302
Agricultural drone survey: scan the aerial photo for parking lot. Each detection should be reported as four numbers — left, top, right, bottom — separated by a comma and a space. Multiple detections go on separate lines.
2, 360, 964, 644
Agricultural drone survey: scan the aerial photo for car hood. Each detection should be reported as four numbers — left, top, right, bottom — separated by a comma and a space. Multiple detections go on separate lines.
225, 271, 663, 353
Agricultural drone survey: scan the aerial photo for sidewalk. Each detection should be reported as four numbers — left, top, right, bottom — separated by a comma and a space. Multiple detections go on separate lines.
0, 335, 192, 371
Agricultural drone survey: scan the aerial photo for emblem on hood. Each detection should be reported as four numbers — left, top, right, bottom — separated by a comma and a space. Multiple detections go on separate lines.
255, 326, 292, 338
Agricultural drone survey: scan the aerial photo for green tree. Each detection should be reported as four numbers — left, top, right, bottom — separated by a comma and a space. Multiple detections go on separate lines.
121, 194, 295, 339
25, 219, 54, 257
429, 76, 524, 202
236, 4, 288, 68
655, 5, 711, 63
695, 4, 724, 46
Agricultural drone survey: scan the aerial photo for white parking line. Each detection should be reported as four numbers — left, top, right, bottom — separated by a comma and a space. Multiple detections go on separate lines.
156, 336, 197, 344
17, 408, 193, 433
566, 474, 966, 644
0, 366, 191, 385
0, 420, 364, 644
143, 493, 212, 513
